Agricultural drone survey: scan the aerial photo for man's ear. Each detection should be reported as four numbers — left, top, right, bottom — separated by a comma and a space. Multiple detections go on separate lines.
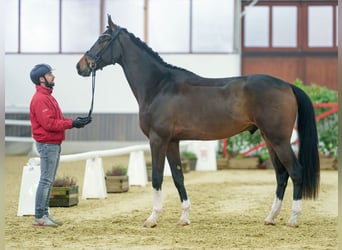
39, 76, 45, 84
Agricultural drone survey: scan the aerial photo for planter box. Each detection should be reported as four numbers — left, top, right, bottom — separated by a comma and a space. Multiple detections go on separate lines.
146, 164, 152, 182
146, 159, 189, 182
186, 158, 197, 171
49, 186, 79, 207
105, 176, 129, 193
216, 157, 230, 170
257, 159, 273, 169
181, 159, 190, 173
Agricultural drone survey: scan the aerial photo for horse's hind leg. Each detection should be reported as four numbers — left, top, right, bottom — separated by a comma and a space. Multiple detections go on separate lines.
264, 145, 289, 225
166, 141, 191, 226
273, 144, 303, 227
265, 139, 303, 227
286, 157, 303, 227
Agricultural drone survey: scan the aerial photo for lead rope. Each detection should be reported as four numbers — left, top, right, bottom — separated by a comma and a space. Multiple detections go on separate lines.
88, 67, 96, 118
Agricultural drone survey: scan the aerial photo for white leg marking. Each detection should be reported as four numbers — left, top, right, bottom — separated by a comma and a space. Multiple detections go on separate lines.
287, 200, 302, 227
265, 197, 282, 225
146, 189, 162, 224
179, 199, 191, 225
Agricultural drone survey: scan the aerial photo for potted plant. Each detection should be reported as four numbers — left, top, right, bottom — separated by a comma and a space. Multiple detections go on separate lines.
145, 161, 153, 182
49, 176, 79, 207
146, 158, 190, 179
181, 151, 197, 171
105, 165, 129, 193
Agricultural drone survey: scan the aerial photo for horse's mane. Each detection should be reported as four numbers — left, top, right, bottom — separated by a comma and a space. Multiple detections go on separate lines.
121, 28, 192, 74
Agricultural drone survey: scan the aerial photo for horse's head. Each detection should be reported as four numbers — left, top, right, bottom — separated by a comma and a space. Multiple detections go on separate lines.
77, 15, 121, 76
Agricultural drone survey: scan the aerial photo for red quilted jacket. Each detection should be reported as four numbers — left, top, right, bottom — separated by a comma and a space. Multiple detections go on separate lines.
30, 85, 73, 145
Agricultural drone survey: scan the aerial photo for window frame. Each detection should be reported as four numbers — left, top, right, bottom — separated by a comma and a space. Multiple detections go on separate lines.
302, 2, 338, 52
242, 1, 302, 52
241, 0, 338, 53
6, 0, 238, 54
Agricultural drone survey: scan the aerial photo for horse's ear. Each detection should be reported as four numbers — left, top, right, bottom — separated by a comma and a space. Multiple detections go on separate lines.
107, 14, 116, 32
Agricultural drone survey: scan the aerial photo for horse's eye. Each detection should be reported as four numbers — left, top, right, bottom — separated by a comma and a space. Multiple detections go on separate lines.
98, 34, 111, 43
98, 37, 106, 43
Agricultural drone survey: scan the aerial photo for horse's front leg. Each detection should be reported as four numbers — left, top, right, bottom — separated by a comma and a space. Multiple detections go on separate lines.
143, 135, 167, 228
166, 141, 191, 226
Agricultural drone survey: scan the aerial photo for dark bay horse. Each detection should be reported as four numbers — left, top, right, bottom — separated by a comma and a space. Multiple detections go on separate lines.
77, 15, 319, 228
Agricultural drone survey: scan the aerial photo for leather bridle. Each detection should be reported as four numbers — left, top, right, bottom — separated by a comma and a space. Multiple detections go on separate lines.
85, 26, 121, 118
85, 26, 122, 71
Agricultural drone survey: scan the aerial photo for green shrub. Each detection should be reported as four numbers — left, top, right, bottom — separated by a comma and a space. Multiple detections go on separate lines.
294, 79, 338, 157
106, 165, 127, 176
293, 79, 337, 103
181, 151, 197, 160
53, 176, 77, 187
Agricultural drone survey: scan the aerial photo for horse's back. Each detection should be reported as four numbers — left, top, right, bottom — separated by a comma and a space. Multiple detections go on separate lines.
177, 73, 290, 91
246, 74, 290, 87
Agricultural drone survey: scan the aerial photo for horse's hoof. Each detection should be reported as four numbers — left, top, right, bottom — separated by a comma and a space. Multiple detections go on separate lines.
178, 219, 191, 226
143, 220, 157, 228
264, 220, 276, 226
286, 222, 299, 228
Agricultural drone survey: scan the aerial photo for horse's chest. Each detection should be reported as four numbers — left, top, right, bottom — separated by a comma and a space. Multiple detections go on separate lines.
138, 112, 152, 136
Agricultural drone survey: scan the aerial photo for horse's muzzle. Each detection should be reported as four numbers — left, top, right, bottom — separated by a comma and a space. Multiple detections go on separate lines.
76, 59, 91, 77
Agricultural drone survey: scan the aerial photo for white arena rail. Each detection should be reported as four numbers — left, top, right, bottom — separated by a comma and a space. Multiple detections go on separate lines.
18, 143, 155, 216
5, 119, 33, 142
18, 139, 217, 216
5, 119, 31, 126
28, 144, 151, 164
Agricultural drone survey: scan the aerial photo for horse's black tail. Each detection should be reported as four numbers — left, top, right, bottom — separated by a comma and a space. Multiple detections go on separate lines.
290, 84, 320, 199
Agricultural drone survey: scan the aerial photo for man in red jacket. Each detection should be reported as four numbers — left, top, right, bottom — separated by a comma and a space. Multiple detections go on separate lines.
29, 64, 91, 227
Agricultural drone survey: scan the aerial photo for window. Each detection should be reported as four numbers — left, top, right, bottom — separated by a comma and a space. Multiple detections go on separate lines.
336, 6, 338, 46
21, 0, 59, 52
104, 0, 144, 39
192, 0, 234, 52
5, 0, 18, 53
272, 6, 297, 47
243, 5, 298, 49
148, 0, 190, 53
6, 0, 237, 54
62, 0, 100, 53
244, 6, 269, 47
242, 1, 337, 51
308, 6, 333, 47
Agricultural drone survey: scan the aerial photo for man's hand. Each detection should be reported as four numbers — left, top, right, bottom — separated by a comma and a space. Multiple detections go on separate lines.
72, 116, 92, 128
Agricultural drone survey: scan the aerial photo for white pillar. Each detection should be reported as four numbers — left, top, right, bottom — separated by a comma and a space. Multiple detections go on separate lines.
128, 151, 148, 186
187, 141, 217, 171
82, 157, 107, 199
17, 164, 40, 216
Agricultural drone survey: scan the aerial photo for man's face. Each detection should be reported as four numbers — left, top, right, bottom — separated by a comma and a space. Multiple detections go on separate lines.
43, 72, 55, 84
39, 71, 55, 89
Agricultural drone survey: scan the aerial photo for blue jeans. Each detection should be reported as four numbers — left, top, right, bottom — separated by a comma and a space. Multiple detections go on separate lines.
35, 142, 61, 219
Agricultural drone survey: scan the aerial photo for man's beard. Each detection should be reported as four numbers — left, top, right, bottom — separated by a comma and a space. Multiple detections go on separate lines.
45, 81, 55, 89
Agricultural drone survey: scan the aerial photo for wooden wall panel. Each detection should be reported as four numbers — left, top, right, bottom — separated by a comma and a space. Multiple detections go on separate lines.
242, 57, 302, 83
242, 56, 337, 90
304, 57, 338, 90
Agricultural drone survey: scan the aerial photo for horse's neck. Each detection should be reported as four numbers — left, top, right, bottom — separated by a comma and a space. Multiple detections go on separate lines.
117, 33, 167, 106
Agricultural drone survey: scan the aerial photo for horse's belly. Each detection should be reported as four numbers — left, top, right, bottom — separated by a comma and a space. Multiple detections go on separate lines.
173, 120, 250, 140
